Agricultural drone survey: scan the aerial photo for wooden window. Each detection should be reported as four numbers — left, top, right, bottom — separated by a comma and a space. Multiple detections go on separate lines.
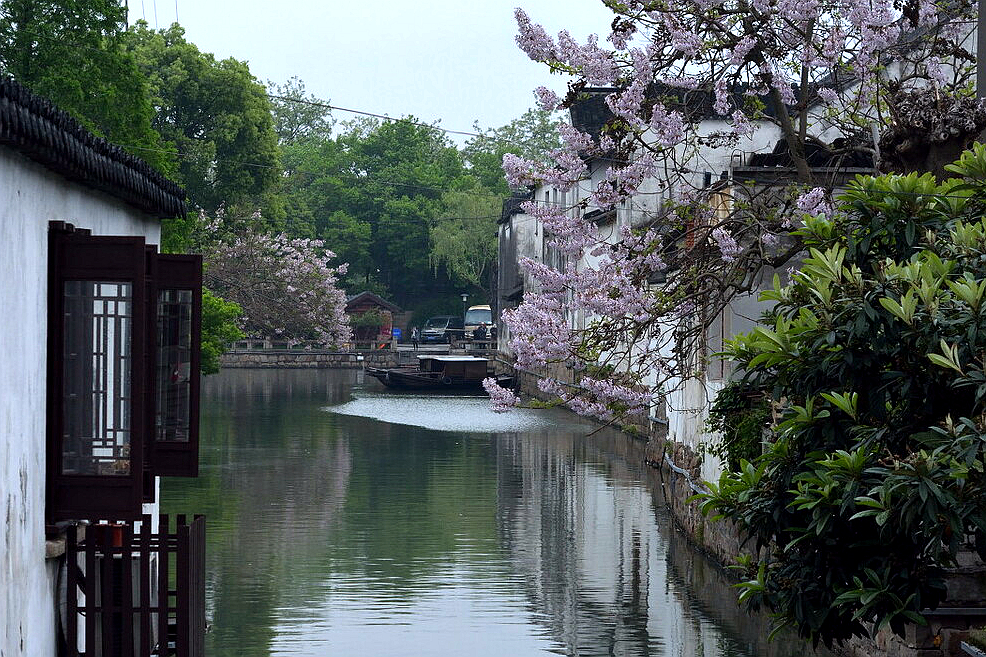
149, 253, 202, 477
48, 224, 148, 521
48, 224, 202, 522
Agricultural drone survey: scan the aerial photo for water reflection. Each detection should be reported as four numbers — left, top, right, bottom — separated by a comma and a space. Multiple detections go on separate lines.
162, 369, 828, 656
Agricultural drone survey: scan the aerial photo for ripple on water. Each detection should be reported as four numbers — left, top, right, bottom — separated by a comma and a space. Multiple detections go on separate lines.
323, 391, 573, 433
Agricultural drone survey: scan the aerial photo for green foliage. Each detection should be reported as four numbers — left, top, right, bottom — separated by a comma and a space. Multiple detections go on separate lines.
698, 151, 986, 646
463, 108, 562, 194
0, 0, 176, 174
705, 381, 770, 471
430, 185, 500, 291
201, 288, 243, 375
350, 309, 386, 328
128, 22, 279, 213
279, 116, 468, 303
268, 76, 334, 145
526, 398, 564, 409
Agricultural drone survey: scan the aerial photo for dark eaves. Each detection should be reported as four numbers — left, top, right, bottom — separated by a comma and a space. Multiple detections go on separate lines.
0, 76, 186, 219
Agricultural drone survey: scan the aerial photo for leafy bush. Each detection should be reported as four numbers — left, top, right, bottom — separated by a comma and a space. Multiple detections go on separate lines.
201, 289, 243, 375
705, 381, 770, 471
350, 310, 387, 328
698, 146, 986, 646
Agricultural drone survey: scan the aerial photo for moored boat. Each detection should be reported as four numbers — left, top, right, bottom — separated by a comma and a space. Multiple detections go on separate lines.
366, 355, 513, 390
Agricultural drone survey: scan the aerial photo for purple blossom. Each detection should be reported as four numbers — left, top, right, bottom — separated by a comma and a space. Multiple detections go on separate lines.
817, 87, 838, 104
712, 227, 741, 262
649, 104, 686, 147
502, 153, 539, 188
796, 187, 833, 219
514, 8, 555, 61
731, 110, 755, 137
483, 378, 520, 413
714, 79, 730, 115
534, 86, 561, 112
730, 35, 757, 65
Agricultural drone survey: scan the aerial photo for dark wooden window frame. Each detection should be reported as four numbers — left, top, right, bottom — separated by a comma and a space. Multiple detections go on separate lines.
47, 223, 148, 522
149, 251, 202, 478
48, 223, 202, 522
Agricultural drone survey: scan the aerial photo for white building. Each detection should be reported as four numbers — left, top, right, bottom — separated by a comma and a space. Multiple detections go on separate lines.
0, 78, 204, 657
497, 87, 870, 482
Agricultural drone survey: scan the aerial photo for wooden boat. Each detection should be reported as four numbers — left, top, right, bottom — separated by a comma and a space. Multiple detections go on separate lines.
366, 355, 513, 390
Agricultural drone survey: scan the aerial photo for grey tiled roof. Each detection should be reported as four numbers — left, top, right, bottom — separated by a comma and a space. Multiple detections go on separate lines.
0, 77, 186, 218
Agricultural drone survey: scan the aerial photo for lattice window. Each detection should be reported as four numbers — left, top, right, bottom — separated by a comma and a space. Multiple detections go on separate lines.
48, 224, 202, 522
62, 281, 134, 476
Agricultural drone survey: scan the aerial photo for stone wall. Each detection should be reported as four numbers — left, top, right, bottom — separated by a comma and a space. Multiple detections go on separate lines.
220, 350, 402, 369
222, 350, 363, 368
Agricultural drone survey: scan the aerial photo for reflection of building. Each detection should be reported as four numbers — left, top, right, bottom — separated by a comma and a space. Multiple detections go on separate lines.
0, 79, 205, 656
492, 432, 822, 657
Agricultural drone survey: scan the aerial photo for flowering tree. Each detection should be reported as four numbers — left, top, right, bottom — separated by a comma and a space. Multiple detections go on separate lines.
201, 213, 351, 347
491, 0, 982, 420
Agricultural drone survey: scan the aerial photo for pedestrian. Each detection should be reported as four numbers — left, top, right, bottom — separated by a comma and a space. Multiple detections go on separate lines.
411, 326, 420, 350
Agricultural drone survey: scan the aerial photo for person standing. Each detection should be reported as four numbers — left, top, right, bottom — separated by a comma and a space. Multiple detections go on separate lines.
411, 326, 420, 350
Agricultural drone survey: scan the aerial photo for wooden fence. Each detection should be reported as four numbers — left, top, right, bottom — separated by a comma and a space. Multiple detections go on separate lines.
65, 514, 206, 657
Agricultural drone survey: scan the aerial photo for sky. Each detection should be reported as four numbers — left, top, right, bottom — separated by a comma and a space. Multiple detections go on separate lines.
128, 0, 614, 141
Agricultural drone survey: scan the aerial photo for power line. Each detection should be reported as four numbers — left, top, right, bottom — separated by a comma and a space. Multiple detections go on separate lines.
266, 94, 509, 143
0, 20, 519, 146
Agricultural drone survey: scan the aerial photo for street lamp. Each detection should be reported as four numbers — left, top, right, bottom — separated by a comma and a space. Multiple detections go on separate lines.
460, 293, 468, 314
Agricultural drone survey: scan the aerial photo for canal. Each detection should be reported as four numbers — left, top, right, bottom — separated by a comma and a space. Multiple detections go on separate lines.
162, 368, 831, 657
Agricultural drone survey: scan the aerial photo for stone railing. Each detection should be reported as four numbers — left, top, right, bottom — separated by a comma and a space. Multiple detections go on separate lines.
220, 349, 364, 369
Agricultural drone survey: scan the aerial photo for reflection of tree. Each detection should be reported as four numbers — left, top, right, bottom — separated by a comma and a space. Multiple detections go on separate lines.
331, 419, 504, 589
162, 369, 357, 657
163, 370, 834, 657
164, 370, 511, 655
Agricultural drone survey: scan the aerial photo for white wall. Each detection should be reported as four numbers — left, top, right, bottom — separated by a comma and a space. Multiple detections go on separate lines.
0, 148, 162, 657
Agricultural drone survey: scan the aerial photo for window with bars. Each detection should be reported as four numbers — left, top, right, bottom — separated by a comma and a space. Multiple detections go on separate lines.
47, 223, 202, 522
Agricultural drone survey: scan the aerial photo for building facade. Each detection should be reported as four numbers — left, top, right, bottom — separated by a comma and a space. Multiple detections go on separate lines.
0, 78, 203, 657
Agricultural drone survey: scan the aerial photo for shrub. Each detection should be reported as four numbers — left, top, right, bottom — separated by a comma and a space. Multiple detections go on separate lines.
698, 145, 986, 646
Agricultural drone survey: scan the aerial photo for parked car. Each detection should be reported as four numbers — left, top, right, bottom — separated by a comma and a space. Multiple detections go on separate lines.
420, 315, 464, 343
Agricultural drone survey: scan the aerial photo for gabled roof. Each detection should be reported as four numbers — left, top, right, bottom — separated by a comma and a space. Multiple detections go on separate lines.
0, 77, 186, 218
345, 291, 402, 313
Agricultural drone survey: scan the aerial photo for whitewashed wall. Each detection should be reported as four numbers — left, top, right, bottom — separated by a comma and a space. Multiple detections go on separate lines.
0, 148, 162, 657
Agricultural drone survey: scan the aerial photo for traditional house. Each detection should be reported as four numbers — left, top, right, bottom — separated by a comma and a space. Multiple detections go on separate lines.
0, 78, 205, 657
497, 87, 869, 481
345, 290, 402, 347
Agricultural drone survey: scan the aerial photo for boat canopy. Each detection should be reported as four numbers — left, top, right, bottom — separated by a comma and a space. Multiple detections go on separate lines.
416, 355, 488, 362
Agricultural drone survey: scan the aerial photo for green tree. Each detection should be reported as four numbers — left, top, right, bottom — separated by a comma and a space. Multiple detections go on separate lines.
463, 107, 561, 194
268, 76, 334, 145
278, 117, 468, 303
0, 0, 176, 174
430, 185, 500, 293
128, 21, 279, 213
201, 288, 243, 375
279, 137, 371, 279
698, 146, 986, 645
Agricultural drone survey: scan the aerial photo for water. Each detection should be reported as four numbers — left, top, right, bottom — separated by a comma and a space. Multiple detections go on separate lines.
162, 368, 829, 657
